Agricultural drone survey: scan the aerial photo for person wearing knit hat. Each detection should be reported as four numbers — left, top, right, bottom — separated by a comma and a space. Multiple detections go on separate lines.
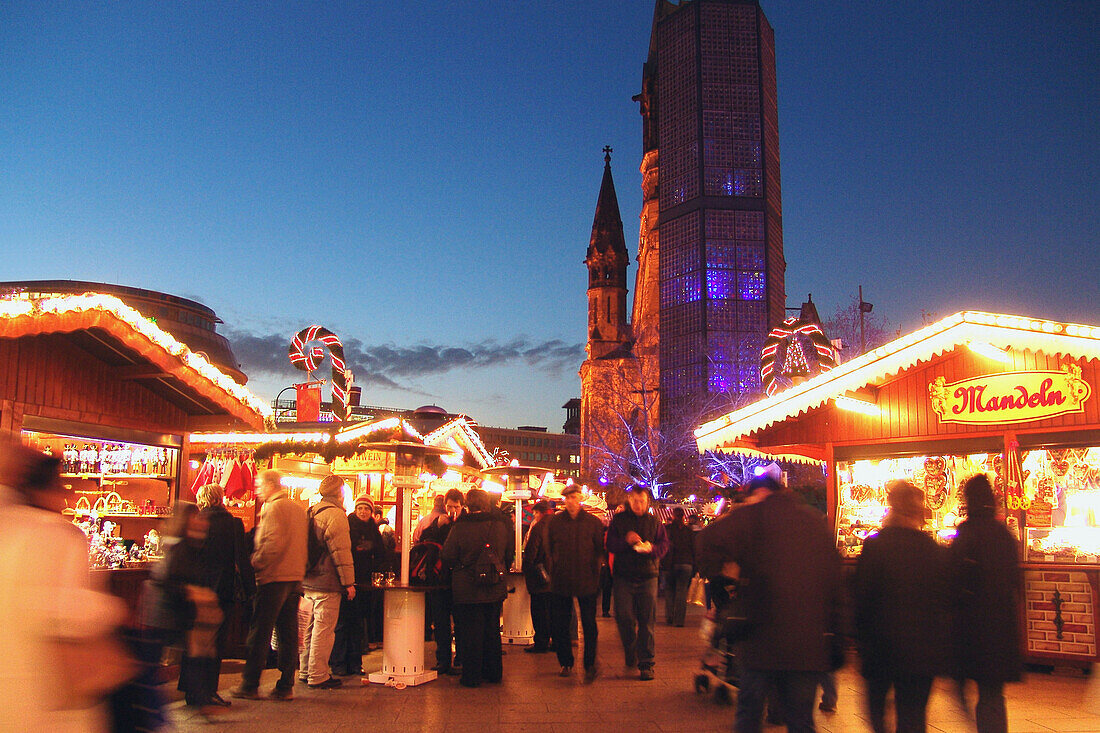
854, 480, 949, 733
299, 475, 356, 689
331, 492, 384, 675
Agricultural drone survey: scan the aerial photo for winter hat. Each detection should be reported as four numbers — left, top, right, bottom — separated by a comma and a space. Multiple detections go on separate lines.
354, 494, 374, 512
318, 474, 345, 499
561, 484, 582, 497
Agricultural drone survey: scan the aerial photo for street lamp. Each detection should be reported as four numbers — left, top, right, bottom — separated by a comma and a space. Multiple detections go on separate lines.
858, 285, 874, 354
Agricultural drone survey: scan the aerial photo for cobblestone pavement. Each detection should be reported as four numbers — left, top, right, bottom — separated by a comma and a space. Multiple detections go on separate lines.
167, 607, 1100, 733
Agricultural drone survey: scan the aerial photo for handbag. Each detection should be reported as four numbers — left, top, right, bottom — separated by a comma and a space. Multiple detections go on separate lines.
687, 574, 706, 606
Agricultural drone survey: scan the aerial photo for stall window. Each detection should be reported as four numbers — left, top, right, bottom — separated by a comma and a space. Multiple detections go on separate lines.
1021, 446, 1100, 562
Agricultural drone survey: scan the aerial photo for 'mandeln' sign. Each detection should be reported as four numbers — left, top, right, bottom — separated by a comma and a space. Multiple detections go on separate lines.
928, 364, 1091, 425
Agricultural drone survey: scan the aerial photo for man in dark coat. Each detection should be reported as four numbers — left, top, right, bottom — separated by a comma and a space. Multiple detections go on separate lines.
196, 483, 255, 707
522, 499, 556, 654
421, 488, 465, 674
545, 483, 606, 681
441, 488, 514, 688
664, 505, 695, 627
606, 488, 669, 680
697, 474, 843, 733
855, 480, 950, 733
949, 474, 1023, 733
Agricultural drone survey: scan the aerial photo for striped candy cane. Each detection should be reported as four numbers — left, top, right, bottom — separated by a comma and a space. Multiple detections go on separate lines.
288, 325, 349, 421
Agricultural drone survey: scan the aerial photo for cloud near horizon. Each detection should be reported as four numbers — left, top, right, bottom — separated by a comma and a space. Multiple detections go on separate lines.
225, 329, 585, 392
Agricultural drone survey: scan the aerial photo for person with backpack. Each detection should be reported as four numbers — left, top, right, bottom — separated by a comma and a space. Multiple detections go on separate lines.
441, 488, 514, 688
418, 488, 465, 674
298, 475, 356, 690
522, 499, 556, 654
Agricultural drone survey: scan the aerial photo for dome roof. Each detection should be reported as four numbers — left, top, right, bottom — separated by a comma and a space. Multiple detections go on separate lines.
414, 404, 448, 416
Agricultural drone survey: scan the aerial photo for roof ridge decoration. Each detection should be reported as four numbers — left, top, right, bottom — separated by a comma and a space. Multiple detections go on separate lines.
0, 291, 272, 427
695, 311, 1100, 451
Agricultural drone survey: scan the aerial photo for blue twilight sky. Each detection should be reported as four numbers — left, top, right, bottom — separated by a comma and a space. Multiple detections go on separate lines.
2, 1, 1097, 429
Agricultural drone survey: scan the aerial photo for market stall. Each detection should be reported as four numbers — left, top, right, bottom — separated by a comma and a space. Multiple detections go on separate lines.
0, 292, 270, 615
695, 311, 1100, 667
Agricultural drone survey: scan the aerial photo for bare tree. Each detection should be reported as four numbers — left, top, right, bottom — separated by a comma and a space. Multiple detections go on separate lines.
823, 295, 891, 360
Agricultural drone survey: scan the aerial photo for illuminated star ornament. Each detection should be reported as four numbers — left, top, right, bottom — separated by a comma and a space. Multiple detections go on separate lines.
760, 316, 837, 396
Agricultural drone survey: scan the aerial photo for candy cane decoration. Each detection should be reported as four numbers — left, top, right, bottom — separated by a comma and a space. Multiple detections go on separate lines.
289, 325, 350, 421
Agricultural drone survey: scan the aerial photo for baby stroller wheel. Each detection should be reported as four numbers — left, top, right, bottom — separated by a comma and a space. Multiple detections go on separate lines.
694, 674, 710, 693
715, 684, 733, 706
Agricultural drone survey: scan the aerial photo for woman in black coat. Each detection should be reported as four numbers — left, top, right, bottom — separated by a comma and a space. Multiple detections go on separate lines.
855, 480, 950, 733
195, 484, 254, 707
949, 474, 1023, 733
441, 488, 514, 688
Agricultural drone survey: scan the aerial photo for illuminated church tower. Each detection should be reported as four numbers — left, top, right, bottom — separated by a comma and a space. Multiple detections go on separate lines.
642, 0, 786, 426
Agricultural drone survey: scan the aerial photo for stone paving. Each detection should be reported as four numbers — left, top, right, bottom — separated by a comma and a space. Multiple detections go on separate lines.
167, 606, 1100, 733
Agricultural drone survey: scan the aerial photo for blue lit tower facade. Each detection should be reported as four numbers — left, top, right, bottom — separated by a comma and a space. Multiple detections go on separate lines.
644, 0, 785, 425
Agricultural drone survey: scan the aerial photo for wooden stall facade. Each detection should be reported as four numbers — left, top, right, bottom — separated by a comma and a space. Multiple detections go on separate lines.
695, 311, 1100, 667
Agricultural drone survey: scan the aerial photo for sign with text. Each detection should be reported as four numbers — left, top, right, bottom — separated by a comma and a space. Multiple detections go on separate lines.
929, 364, 1091, 425
332, 451, 390, 475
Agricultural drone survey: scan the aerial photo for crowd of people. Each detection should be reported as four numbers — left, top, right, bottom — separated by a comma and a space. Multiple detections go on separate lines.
0, 438, 1026, 733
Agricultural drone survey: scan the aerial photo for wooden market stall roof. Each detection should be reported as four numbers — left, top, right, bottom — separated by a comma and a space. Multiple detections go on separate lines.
695, 311, 1100, 453
0, 293, 271, 430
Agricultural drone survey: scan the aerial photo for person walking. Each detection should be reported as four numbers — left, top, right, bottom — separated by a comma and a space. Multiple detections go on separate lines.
298, 475, 356, 690
854, 480, 950, 733
606, 487, 669, 680
697, 473, 843, 733
545, 483, 606, 682
232, 470, 308, 702
949, 474, 1023, 733
441, 488, 513, 688
194, 483, 255, 709
664, 505, 695, 627
522, 499, 556, 654
330, 494, 383, 676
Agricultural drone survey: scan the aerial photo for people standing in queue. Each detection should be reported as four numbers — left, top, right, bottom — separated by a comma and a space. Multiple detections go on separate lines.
606, 487, 669, 680
664, 505, 695, 627
441, 488, 513, 688
949, 474, 1023, 733
522, 499, 556, 654
195, 483, 255, 709
330, 494, 383, 676
697, 473, 843, 733
421, 488, 466, 675
545, 483, 606, 682
854, 480, 949, 733
298, 475, 356, 689
232, 470, 308, 702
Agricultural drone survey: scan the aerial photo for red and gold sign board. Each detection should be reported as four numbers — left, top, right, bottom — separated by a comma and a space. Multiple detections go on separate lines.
929, 365, 1091, 425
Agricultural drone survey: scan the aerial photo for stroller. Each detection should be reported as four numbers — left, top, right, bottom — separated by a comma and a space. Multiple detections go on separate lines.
693, 576, 744, 705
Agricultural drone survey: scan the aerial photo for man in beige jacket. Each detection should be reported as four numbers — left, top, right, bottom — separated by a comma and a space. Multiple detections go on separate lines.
298, 475, 356, 688
232, 470, 308, 701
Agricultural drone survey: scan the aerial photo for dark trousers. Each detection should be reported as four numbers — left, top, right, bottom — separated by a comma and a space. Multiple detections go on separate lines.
428, 588, 456, 669
329, 593, 365, 674
367, 588, 384, 643
179, 599, 233, 704
975, 680, 1008, 733
452, 601, 503, 686
550, 593, 597, 670
665, 564, 693, 626
866, 674, 933, 733
736, 668, 820, 733
599, 565, 613, 615
613, 576, 658, 669
241, 581, 300, 691
529, 591, 553, 650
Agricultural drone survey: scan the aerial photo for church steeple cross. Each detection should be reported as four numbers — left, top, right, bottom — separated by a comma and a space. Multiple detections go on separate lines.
603, 145, 613, 163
